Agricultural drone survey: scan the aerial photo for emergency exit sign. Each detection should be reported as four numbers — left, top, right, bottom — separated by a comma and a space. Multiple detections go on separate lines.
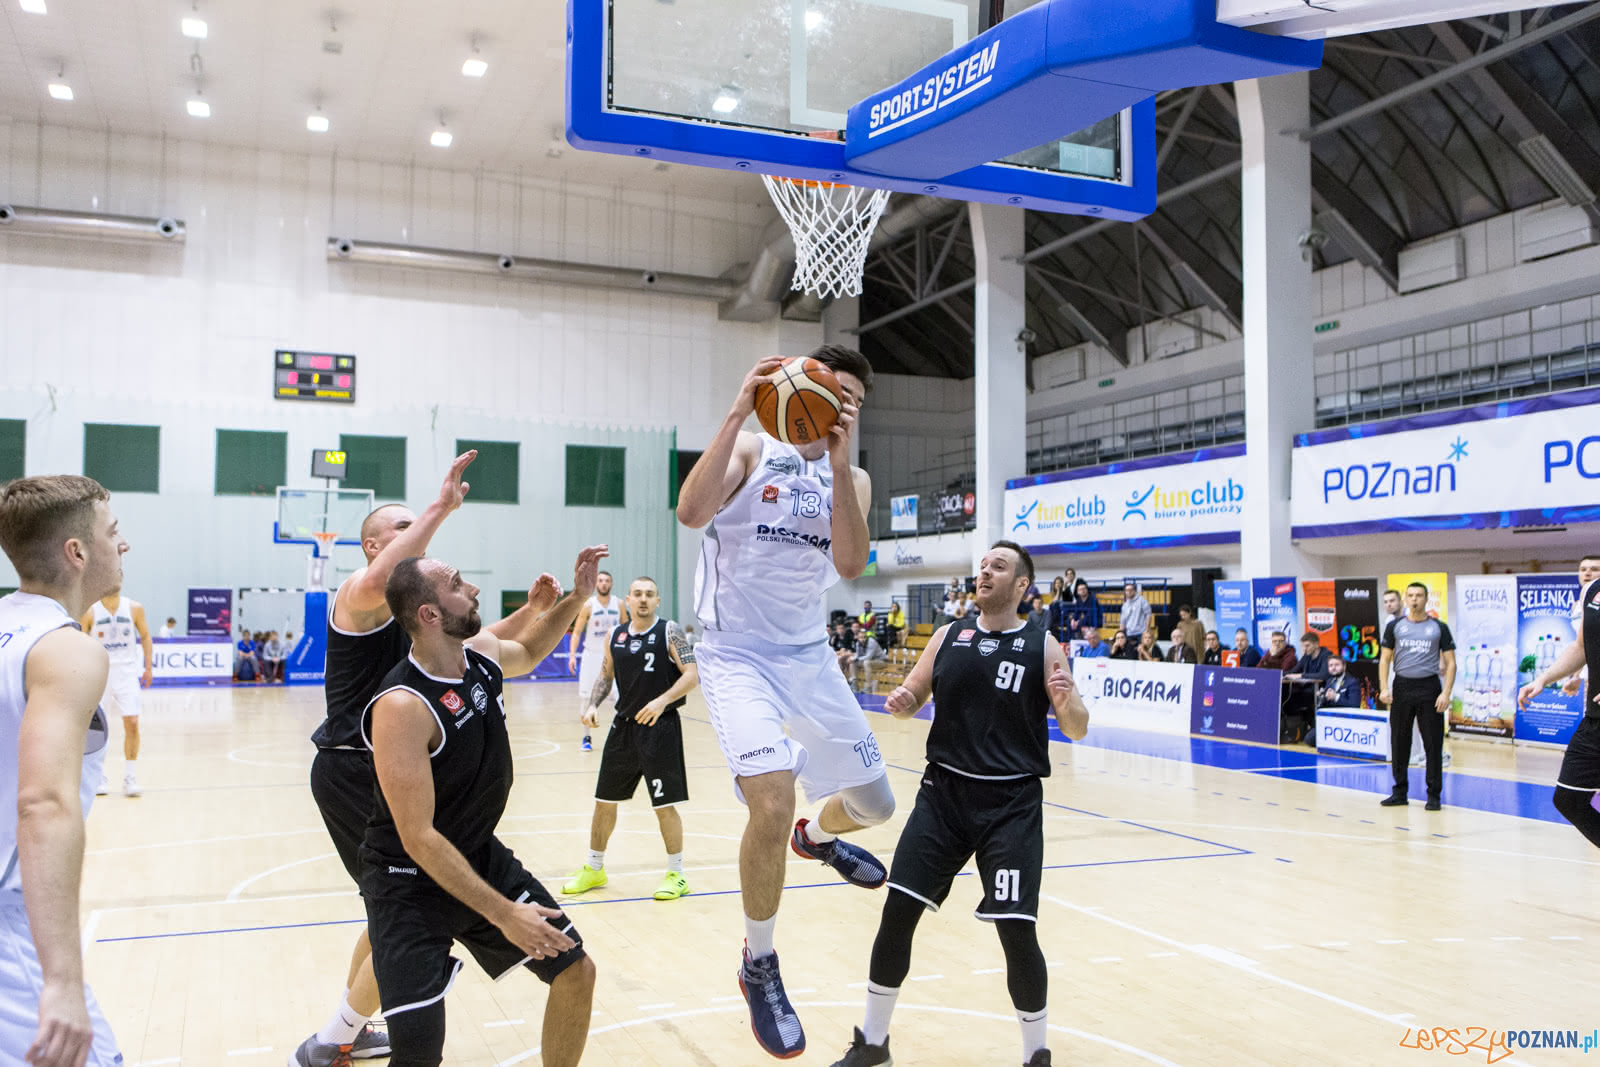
1314, 320, 1340, 334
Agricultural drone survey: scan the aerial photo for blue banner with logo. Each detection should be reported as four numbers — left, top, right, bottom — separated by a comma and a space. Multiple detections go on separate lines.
1191, 665, 1281, 743
187, 587, 232, 637
1214, 580, 1252, 652
1251, 577, 1299, 649
1515, 574, 1582, 745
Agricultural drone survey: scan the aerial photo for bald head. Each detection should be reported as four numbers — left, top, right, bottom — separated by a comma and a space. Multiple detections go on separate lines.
360, 504, 416, 561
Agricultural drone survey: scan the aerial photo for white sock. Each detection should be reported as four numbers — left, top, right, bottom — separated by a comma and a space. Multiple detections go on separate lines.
1018, 1008, 1048, 1059
863, 982, 899, 1045
666, 852, 683, 873
124, 761, 138, 775
804, 819, 837, 845
316, 994, 369, 1047
588, 849, 605, 871
745, 915, 777, 959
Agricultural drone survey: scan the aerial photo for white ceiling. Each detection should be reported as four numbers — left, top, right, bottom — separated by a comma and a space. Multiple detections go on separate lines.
0, 0, 767, 201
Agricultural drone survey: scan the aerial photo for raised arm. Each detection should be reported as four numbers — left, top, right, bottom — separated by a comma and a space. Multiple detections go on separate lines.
341, 449, 477, 615
488, 573, 562, 644
634, 620, 700, 727
369, 690, 574, 960
18, 628, 109, 1067
131, 600, 153, 687
474, 547, 609, 680
676, 357, 783, 530
885, 624, 949, 718
1044, 634, 1090, 740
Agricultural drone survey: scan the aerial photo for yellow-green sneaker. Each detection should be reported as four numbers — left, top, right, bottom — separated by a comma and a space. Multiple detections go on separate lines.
653, 870, 690, 900
562, 864, 608, 895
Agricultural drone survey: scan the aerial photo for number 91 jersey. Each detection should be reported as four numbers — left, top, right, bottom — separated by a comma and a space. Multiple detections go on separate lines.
929, 622, 1052, 779
695, 434, 839, 646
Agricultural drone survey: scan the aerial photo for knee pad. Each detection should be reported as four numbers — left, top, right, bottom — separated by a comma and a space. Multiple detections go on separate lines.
839, 775, 896, 826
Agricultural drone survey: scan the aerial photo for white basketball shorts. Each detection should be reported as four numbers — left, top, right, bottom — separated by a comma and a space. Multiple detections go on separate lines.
576, 647, 617, 710
100, 666, 141, 719
0, 900, 122, 1066
696, 630, 886, 804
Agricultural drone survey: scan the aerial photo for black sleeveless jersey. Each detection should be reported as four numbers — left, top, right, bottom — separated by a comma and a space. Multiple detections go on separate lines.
359, 647, 511, 884
312, 582, 413, 750
1585, 578, 1600, 719
609, 619, 684, 720
928, 622, 1052, 779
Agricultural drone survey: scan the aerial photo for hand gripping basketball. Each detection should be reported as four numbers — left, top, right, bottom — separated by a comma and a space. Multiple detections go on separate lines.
754, 357, 844, 446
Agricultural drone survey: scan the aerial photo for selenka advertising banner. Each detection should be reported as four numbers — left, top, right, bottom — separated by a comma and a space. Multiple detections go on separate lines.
1450, 575, 1517, 738
1515, 574, 1582, 745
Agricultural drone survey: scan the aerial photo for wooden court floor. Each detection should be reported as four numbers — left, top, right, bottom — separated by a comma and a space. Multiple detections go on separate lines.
78, 681, 1597, 1066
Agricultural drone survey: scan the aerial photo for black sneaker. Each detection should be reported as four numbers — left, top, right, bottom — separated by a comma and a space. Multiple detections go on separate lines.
1025, 1050, 1052, 1067
1424, 797, 1441, 811
738, 945, 806, 1059
791, 819, 887, 889
830, 1027, 892, 1067
1379, 794, 1408, 807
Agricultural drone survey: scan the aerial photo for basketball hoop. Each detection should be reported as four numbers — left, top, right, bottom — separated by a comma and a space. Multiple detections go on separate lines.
308, 530, 340, 591
762, 174, 891, 300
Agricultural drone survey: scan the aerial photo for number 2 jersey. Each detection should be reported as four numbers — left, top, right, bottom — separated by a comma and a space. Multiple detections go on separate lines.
929, 622, 1052, 779
695, 433, 840, 646
609, 618, 685, 720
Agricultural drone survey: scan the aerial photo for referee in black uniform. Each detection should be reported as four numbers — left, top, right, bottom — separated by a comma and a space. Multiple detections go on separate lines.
361, 554, 605, 1067
1521, 574, 1600, 849
1377, 581, 1457, 811
832, 541, 1089, 1067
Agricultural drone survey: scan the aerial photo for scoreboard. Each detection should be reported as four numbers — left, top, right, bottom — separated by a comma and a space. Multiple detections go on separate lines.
275, 350, 356, 403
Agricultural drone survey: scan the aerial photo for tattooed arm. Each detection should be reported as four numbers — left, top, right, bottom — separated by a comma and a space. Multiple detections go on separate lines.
634, 620, 700, 727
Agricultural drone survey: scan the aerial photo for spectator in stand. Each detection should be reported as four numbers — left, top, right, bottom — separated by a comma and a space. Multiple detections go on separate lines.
1172, 604, 1204, 663
858, 600, 876, 630
262, 630, 286, 682
1080, 625, 1111, 658
157, 615, 177, 638
1233, 628, 1262, 668
1025, 595, 1049, 631
1201, 631, 1223, 666
1166, 640, 1197, 664
1136, 629, 1162, 662
235, 626, 259, 683
1064, 579, 1102, 643
1320, 656, 1361, 708
1120, 582, 1152, 642
1289, 633, 1331, 682
1048, 576, 1066, 604
1017, 577, 1041, 619
1259, 631, 1298, 672
1062, 567, 1078, 593
941, 583, 961, 620
832, 620, 856, 674
1047, 586, 1073, 643
851, 622, 886, 692
886, 601, 906, 648
1109, 630, 1133, 659
963, 593, 981, 619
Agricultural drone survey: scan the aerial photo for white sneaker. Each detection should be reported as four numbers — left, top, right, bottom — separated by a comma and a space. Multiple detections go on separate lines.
122, 773, 141, 797
95, 775, 109, 796
1442, 750, 1453, 768
1409, 752, 1424, 767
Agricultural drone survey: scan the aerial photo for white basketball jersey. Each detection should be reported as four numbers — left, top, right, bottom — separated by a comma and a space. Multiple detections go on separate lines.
90, 597, 140, 666
695, 434, 840, 646
583, 595, 622, 657
0, 593, 109, 897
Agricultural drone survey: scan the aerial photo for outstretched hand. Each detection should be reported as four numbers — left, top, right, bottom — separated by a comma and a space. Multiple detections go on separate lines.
437, 450, 477, 512
571, 545, 610, 602
526, 573, 562, 615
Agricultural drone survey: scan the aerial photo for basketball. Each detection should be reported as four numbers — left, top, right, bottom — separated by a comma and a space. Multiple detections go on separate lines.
754, 357, 844, 446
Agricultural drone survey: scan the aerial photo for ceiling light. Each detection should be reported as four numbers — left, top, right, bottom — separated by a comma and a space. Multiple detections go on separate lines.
47, 83, 72, 100
19, 0, 46, 14
804, 9, 824, 31
187, 98, 210, 118
461, 57, 487, 77
430, 130, 452, 148
306, 114, 329, 133
181, 16, 207, 38
711, 86, 741, 114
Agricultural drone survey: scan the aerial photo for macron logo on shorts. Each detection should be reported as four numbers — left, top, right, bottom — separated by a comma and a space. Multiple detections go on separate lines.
739, 746, 777, 761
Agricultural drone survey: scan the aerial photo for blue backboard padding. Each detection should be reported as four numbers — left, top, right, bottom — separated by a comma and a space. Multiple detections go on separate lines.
565, 0, 1158, 218
844, 0, 1322, 180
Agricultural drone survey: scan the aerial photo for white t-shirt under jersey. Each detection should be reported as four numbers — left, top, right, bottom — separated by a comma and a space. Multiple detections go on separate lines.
0, 592, 109, 896
581, 594, 622, 660
695, 434, 840, 646
89, 597, 141, 670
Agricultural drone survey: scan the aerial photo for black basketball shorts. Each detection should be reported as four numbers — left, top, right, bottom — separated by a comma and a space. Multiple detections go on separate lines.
1558, 716, 1600, 793
594, 711, 689, 808
886, 764, 1044, 922
310, 748, 377, 882
364, 839, 586, 1019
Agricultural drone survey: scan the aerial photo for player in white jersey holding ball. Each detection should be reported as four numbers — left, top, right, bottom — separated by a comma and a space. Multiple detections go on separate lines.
678, 345, 895, 1060
0, 475, 130, 1067
568, 571, 627, 751
79, 588, 152, 797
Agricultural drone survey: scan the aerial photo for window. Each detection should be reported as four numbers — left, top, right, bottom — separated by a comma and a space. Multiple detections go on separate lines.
566, 445, 626, 508
339, 434, 407, 499
215, 429, 288, 496
456, 439, 519, 504
670, 449, 702, 510
0, 419, 22, 482
83, 424, 160, 493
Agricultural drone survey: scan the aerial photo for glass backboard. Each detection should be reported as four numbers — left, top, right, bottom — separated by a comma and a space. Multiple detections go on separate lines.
274, 487, 375, 548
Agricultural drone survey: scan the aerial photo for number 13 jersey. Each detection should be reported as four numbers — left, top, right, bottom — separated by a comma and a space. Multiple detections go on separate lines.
695, 434, 839, 646
929, 622, 1052, 779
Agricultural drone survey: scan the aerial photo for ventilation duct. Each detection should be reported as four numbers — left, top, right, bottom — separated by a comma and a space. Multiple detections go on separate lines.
326, 238, 735, 301
0, 205, 184, 243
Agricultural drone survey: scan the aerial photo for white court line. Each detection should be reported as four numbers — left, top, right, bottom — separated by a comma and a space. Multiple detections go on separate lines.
483, 1019, 525, 1029
973, 967, 1004, 974
492, 1002, 1185, 1067
909, 974, 943, 982
225, 853, 336, 902
82, 909, 103, 953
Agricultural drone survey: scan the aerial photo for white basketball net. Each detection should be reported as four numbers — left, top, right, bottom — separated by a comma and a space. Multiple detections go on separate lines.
762, 175, 891, 300
308, 530, 340, 591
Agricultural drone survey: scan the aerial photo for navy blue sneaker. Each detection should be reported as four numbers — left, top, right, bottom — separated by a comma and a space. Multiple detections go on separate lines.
791, 819, 887, 889
581, 734, 592, 752
738, 945, 806, 1059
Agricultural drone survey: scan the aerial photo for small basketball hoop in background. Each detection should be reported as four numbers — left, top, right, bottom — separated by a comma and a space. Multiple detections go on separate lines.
762, 174, 890, 300
308, 530, 341, 591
